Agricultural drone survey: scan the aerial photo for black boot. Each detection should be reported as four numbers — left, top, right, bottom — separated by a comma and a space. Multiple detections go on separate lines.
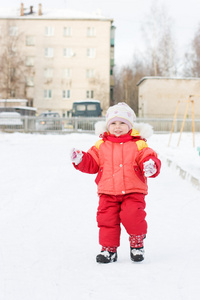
130, 247, 144, 262
96, 251, 117, 263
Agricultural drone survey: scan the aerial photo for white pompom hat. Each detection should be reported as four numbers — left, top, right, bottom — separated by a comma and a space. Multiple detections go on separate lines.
106, 102, 136, 130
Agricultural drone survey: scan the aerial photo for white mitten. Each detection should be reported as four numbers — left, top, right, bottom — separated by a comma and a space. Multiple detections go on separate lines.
143, 159, 157, 177
70, 148, 83, 165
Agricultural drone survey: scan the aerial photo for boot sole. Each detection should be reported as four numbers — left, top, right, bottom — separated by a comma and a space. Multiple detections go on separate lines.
96, 254, 117, 263
131, 255, 144, 262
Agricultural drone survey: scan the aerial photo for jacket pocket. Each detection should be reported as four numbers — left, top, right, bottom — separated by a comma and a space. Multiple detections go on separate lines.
95, 168, 103, 185
134, 166, 145, 183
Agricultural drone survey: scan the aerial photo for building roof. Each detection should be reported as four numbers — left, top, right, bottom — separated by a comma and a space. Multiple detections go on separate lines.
137, 76, 200, 86
0, 6, 113, 21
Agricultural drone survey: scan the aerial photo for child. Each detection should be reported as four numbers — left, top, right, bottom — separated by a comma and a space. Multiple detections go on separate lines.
70, 102, 161, 263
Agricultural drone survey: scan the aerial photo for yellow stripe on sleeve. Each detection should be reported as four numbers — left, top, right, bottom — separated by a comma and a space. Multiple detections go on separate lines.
95, 139, 104, 149
136, 140, 148, 151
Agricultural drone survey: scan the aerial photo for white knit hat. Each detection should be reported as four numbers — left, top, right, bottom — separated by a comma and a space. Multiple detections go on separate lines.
106, 102, 136, 130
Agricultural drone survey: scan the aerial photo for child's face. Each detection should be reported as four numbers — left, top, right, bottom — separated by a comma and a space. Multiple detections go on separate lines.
109, 121, 129, 137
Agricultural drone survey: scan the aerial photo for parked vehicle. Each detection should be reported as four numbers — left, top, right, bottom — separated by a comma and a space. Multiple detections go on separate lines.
36, 112, 63, 131
0, 112, 23, 130
66, 100, 102, 130
69, 100, 102, 117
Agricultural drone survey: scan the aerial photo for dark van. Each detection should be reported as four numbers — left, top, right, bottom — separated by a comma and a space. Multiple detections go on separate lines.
70, 100, 102, 117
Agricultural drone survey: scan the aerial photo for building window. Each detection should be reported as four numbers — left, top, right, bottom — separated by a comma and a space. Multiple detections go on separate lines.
110, 87, 114, 101
44, 89, 52, 98
10, 90, 15, 97
63, 48, 74, 57
44, 68, 53, 78
26, 77, 34, 86
62, 90, 71, 98
9, 26, 18, 36
86, 90, 94, 98
87, 27, 96, 37
86, 69, 95, 78
63, 27, 72, 36
26, 56, 35, 66
26, 36, 35, 46
44, 48, 54, 57
86, 48, 96, 58
110, 25, 115, 46
63, 68, 71, 78
45, 26, 54, 36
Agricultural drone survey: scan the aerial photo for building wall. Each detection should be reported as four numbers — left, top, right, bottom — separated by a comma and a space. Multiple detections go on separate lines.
138, 77, 200, 118
0, 7, 113, 116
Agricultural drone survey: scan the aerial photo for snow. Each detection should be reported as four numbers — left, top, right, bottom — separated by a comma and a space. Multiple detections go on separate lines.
0, 99, 28, 103
151, 132, 200, 183
0, 7, 109, 20
0, 131, 200, 300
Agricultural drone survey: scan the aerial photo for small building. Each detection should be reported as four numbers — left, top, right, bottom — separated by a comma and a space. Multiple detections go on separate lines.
137, 77, 200, 118
0, 99, 36, 115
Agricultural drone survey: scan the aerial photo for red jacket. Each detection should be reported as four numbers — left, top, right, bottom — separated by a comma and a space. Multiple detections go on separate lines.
74, 130, 161, 195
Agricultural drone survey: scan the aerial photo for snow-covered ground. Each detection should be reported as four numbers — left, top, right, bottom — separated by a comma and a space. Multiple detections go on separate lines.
0, 131, 200, 300
151, 132, 200, 178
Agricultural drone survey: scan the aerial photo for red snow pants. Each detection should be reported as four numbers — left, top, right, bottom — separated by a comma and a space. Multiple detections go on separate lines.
97, 193, 147, 247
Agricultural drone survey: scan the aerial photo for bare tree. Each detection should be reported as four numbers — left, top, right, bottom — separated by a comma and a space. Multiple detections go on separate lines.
183, 24, 200, 77
113, 2, 178, 116
113, 67, 124, 104
113, 66, 134, 108
0, 22, 30, 101
113, 54, 148, 115
142, 1, 177, 76
88, 74, 110, 112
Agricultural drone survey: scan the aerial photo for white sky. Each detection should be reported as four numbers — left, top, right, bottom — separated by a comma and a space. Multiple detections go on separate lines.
1, 0, 200, 68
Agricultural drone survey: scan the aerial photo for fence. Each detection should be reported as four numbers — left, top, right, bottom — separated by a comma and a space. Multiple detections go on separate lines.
0, 115, 200, 133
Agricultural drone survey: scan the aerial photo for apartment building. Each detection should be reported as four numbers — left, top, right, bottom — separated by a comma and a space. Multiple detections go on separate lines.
0, 4, 115, 116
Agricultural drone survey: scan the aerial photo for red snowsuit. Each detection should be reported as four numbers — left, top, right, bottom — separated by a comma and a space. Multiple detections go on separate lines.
73, 129, 161, 248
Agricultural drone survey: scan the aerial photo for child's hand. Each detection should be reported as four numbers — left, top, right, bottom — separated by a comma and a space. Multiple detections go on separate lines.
143, 159, 157, 177
70, 148, 83, 165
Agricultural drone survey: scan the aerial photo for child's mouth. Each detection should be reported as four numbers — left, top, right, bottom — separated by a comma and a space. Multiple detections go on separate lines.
114, 130, 122, 135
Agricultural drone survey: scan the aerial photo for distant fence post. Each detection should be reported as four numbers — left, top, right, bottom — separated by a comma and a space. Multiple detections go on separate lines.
174, 119, 177, 132
24, 116, 28, 132
74, 117, 78, 132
